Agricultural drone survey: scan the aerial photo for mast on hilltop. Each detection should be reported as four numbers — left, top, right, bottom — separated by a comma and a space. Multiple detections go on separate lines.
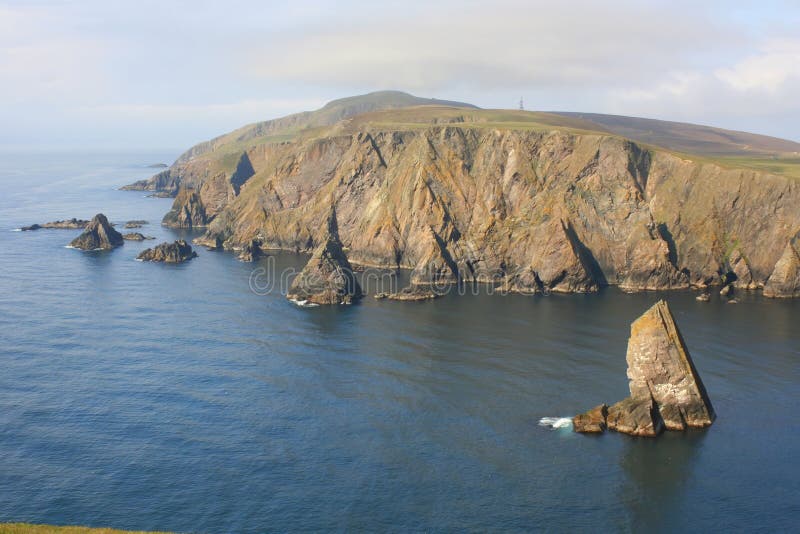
519, 97, 524, 111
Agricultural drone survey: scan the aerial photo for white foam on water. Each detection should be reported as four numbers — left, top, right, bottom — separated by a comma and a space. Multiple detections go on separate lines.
538, 417, 573, 430
289, 298, 320, 308
12, 228, 22, 232
64, 245, 76, 249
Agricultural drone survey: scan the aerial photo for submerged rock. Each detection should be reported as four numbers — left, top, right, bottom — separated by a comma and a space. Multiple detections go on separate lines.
137, 240, 197, 263
573, 300, 715, 438
763, 241, 800, 298
68, 214, 123, 251
287, 206, 362, 305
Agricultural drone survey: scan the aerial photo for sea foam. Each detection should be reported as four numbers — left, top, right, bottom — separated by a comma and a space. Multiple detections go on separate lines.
538, 417, 573, 429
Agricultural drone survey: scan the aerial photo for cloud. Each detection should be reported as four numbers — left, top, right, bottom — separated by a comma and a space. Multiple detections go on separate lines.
715, 39, 800, 93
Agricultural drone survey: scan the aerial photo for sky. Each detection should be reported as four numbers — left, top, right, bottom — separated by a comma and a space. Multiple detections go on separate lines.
1, 0, 799, 150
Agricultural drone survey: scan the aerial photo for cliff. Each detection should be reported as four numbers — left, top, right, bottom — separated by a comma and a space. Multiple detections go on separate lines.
124, 93, 800, 295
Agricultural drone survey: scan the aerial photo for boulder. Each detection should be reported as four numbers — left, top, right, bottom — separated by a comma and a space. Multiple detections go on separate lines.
287, 206, 362, 305
68, 214, 123, 250
137, 240, 197, 263
572, 404, 608, 433
763, 241, 800, 298
574, 300, 715, 437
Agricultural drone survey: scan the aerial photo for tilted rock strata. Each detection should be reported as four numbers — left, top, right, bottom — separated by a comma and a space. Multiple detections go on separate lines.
137, 240, 197, 263
126, 109, 799, 294
162, 188, 209, 229
763, 241, 800, 298
572, 404, 608, 433
574, 300, 715, 438
287, 208, 362, 305
68, 214, 123, 251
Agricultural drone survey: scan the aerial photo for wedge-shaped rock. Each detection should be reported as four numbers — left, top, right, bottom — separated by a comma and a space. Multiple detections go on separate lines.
68, 213, 123, 251
287, 207, 362, 305
625, 300, 715, 429
137, 240, 197, 263
763, 241, 800, 298
162, 188, 209, 229
574, 300, 715, 437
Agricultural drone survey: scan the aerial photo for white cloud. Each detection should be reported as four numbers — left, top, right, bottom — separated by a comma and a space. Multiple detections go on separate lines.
715, 39, 800, 93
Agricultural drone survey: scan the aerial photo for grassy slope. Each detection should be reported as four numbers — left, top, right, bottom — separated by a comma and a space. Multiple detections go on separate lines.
0, 525, 169, 534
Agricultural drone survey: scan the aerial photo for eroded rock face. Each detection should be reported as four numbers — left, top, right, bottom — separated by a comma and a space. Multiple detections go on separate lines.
286, 207, 362, 305
68, 214, 123, 251
763, 241, 800, 298
574, 300, 715, 437
162, 188, 208, 229
137, 240, 197, 263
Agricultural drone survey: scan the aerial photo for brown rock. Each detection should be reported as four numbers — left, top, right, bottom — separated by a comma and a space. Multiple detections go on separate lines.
763, 241, 800, 298
68, 214, 123, 251
574, 300, 715, 437
572, 404, 608, 433
21, 218, 90, 231
286, 206, 362, 305
162, 188, 208, 229
606, 397, 664, 437
137, 240, 197, 263
387, 284, 441, 301
122, 232, 154, 241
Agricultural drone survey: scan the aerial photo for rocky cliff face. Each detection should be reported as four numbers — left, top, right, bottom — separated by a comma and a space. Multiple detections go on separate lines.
124, 100, 800, 294
162, 188, 209, 229
182, 126, 799, 294
574, 300, 715, 437
763, 239, 800, 298
286, 207, 362, 305
68, 214, 123, 251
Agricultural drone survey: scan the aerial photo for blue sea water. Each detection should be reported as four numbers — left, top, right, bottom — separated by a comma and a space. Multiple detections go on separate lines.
0, 151, 798, 533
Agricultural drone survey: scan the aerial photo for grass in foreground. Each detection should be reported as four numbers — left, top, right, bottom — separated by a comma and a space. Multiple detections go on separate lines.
0, 524, 170, 534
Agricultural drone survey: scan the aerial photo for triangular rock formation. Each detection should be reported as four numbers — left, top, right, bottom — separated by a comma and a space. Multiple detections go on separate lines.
68, 213, 123, 251
162, 188, 209, 229
137, 240, 198, 263
763, 241, 800, 298
287, 206, 362, 305
573, 300, 715, 437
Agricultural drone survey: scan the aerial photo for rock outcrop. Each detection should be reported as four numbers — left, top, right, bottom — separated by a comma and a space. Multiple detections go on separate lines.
763, 240, 800, 298
572, 404, 607, 433
137, 240, 197, 263
68, 214, 123, 251
573, 300, 715, 438
124, 220, 148, 229
162, 188, 208, 229
21, 218, 90, 231
122, 232, 154, 241
286, 207, 362, 305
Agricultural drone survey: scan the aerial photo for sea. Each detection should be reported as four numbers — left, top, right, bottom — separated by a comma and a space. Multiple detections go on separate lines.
0, 150, 797, 533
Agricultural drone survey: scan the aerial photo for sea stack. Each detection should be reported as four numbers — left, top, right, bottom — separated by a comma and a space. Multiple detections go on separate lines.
137, 240, 198, 263
68, 213, 124, 251
287, 206, 362, 305
573, 300, 715, 437
763, 240, 800, 298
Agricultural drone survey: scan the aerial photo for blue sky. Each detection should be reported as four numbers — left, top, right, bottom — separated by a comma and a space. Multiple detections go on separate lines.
1, 0, 798, 150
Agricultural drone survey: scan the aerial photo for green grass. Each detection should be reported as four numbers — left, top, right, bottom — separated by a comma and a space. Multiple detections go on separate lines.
0, 524, 170, 534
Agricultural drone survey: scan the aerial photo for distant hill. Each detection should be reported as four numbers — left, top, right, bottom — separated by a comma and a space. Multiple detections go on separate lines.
552, 112, 800, 158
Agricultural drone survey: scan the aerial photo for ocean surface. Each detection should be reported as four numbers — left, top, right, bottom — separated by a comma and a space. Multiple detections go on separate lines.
0, 151, 798, 533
